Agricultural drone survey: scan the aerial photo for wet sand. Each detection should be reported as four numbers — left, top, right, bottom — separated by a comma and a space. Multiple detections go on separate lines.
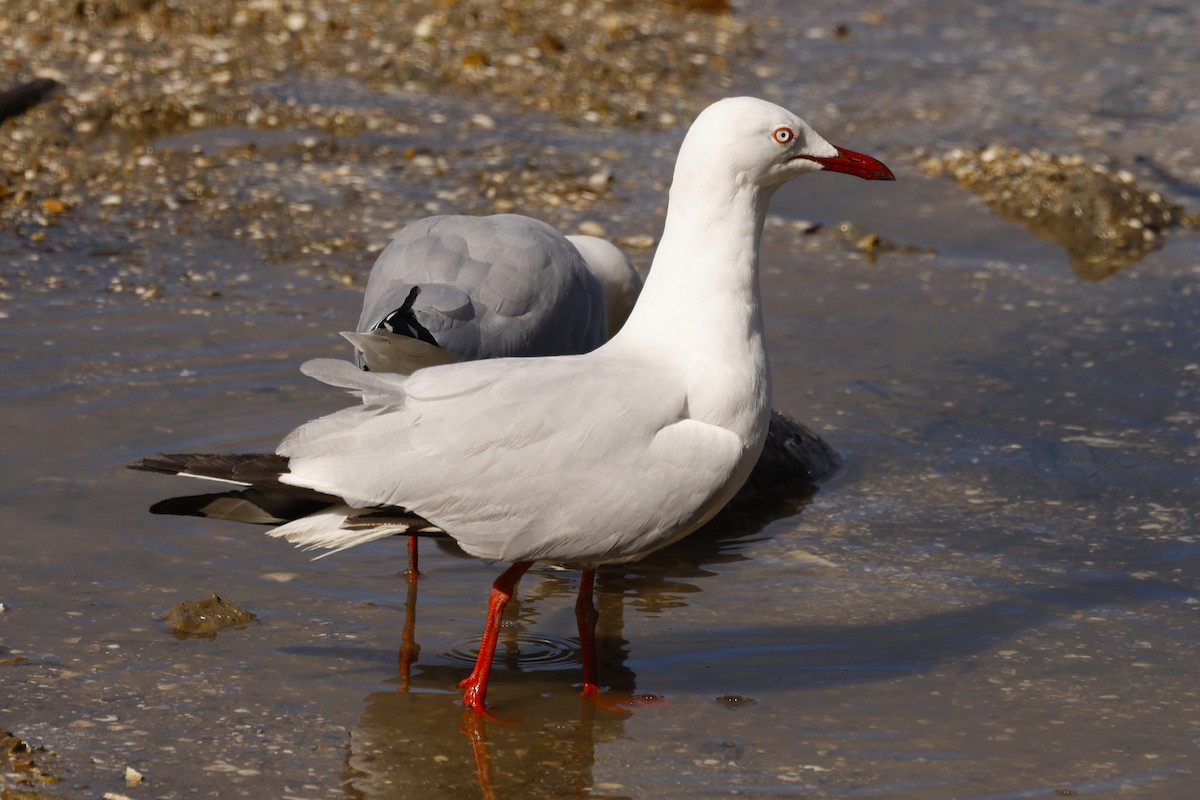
3, 1, 1200, 798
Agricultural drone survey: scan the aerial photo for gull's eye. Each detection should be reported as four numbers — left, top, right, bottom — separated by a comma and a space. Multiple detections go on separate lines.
772, 126, 795, 145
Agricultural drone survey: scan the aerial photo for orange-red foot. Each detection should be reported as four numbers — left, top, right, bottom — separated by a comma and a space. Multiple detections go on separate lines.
459, 676, 486, 714
459, 682, 519, 726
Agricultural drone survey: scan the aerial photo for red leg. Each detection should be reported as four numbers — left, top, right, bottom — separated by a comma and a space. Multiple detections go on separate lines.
575, 569, 639, 714
575, 566, 600, 698
459, 561, 533, 714
405, 535, 420, 580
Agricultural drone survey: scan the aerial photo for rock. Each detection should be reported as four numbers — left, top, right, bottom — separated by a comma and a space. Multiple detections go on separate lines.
734, 410, 842, 501
535, 32, 565, 53
283, 12, 307, 33
162, 593, 257, 637
928, 145, 1193, 279
831, 221, 932, 260
576, 220, 607, 237
618, 234, 657, 250
668, 0, 732, 12
2, 729, 62, 794
586, 168, 613, 193
0, 78, 60, 125
469, 113, 496, 130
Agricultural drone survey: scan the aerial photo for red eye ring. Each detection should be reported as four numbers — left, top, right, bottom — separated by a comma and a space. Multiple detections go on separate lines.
772, 126, 794, 145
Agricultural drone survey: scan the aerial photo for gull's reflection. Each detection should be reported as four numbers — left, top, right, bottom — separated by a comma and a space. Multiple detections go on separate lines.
345, 689, 634, 799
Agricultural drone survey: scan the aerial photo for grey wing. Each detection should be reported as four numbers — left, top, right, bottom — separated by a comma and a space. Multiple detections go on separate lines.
278, 353, 747, 564
472, 215, 607, 357
356, 215, 607, 364
357, 221, 478, 353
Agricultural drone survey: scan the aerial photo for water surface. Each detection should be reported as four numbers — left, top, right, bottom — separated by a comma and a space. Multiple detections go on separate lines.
3, 1, 1199, 798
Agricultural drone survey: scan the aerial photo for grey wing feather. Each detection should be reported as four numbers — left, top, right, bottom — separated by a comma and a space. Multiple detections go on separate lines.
340, 330, 460, 375
356, 215, 607, 364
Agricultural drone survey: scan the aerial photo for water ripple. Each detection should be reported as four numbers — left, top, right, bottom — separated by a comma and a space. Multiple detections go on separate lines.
440, 633, 580, 670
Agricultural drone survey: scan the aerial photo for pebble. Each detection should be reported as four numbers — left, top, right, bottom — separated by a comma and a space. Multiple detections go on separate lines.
619, 234, 657, 250
284, 12, 307, 32
576, 220, 607, 237
783, 549, 837, 567
413, 13, 438, 40
470, 113, 497, 130
587, 168, 613, 192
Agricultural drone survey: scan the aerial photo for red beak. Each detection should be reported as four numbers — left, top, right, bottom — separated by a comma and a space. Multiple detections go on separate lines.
801, 146, 895, 181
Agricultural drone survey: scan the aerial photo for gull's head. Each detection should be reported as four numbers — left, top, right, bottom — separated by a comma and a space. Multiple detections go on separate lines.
679, 97, 895, 190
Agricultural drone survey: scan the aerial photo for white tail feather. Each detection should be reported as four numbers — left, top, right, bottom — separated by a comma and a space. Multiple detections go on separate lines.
268, 505, 412, 559
299, 357, 409, 402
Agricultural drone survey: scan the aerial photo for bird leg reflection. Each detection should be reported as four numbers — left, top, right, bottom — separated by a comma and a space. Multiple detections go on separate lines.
396, 570, 420, 691
459, 711, 499, 800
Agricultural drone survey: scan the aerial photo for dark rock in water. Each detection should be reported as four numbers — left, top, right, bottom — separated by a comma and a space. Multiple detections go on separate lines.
71, 0, 162, 24
0, 78, 60, 125
925, 146, 1195, 280
668, 0, 732, 13
163, 593, 257, 637
1, 729, 63, 796
831, 221, 936, 261
736, 410, 841, 501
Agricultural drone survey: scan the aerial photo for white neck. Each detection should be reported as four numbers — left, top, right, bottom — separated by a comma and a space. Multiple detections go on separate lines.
609, 169, 776, 440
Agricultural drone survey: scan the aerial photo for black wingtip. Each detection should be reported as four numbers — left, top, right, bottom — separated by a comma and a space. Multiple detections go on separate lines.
128, 454, 189, 475
148, 489, 333, 524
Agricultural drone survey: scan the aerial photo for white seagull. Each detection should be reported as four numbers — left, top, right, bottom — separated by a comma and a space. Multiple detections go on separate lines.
133, 97, 894, 714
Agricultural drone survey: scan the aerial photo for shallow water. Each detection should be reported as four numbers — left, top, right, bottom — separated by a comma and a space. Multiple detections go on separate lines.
3, 1, 1200, 798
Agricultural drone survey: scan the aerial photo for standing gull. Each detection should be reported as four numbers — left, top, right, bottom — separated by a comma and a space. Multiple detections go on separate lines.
133, 97, 894, 713
331, 211, 830, 577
